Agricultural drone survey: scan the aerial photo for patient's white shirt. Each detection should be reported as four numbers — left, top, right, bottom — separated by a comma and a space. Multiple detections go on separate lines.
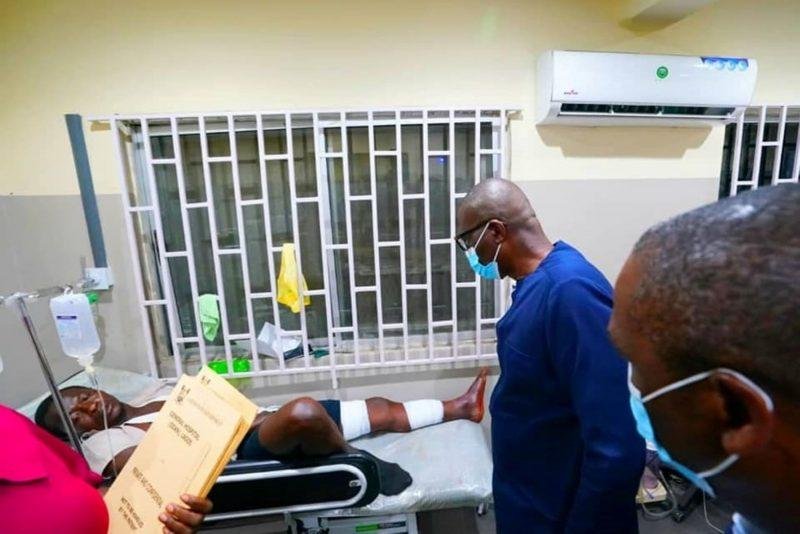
81, 382, 279, 474
81, 382, 170, 474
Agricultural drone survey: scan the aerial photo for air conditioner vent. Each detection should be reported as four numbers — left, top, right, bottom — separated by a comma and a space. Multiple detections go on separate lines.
537, 50, 757, 127
558, 104, 737, 118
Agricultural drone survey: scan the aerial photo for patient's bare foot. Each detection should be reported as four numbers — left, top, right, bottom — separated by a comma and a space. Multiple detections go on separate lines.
444, 367, 489, 423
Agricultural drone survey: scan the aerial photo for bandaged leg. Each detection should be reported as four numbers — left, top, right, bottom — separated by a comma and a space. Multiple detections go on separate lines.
342, 398, 444, 438
340, 369, 488, 439
402, 400, 444, 430
340, 400, 372, 440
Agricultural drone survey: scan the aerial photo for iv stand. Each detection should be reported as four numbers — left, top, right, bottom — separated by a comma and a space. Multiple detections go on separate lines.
0, 280, 95, 460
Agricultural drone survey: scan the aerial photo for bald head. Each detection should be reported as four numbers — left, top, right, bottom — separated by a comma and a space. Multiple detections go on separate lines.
457, 178, 537, 231
456, 178, 551, 279
625, 183, 800, 400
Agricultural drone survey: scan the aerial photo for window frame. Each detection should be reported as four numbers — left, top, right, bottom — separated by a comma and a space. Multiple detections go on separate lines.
719, 105, 800, 198
110, 109, 514, 385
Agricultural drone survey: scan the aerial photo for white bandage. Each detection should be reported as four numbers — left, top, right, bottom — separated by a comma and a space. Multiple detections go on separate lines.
403, 400, 444, 430
340, 400, 371, 441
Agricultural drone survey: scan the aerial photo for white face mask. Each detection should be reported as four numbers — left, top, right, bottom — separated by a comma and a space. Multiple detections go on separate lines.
629, 365, 773, 497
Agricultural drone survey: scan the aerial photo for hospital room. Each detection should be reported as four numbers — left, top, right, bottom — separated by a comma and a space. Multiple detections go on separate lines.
2, 0, 799, 532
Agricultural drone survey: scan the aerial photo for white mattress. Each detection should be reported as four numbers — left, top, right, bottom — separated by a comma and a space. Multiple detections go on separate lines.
17, 368, 494, 514
340, 419, 494, 515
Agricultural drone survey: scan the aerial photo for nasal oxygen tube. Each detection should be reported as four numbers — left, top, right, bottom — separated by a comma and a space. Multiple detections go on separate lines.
50, 291, 118, 478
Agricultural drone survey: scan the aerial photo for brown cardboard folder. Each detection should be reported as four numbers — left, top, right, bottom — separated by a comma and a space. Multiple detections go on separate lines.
103, 367, 257, 533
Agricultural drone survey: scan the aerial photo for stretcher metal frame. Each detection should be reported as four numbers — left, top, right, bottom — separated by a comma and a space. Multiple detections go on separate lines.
100, 109, 517, 386
203, 452, 381, 527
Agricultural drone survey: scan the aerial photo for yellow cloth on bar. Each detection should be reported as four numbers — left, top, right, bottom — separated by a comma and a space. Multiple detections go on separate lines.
277, 243, 311, 313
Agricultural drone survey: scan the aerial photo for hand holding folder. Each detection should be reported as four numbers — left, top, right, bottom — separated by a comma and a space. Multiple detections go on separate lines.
104, 367, 257, 533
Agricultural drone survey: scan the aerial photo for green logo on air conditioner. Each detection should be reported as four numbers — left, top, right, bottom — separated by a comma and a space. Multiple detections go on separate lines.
656, 66, 669, 79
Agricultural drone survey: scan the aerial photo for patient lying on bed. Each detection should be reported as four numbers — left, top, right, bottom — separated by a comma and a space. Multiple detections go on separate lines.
35, 367, 488, 496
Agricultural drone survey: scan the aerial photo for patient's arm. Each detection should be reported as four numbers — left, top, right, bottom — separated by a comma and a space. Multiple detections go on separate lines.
100, 400, 347, 476
102, 446, 137, 477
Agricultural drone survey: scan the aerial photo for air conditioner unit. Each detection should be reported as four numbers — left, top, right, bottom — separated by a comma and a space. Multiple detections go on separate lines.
536, 50, 757, 127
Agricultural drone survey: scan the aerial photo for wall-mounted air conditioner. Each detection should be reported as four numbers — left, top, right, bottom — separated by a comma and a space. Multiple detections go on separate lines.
536, 50, 757, 127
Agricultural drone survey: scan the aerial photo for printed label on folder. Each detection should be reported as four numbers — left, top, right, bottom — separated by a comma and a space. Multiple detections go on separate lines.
103, 368, 256, 533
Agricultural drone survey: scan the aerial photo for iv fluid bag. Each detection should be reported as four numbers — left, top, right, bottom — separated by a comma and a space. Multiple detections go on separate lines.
50, 293, 100, 362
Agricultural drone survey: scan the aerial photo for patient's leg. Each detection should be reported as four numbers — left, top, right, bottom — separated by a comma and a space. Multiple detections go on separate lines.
344, 367, 489, 438
253, 397, 413, 496
256, 397, 348, 456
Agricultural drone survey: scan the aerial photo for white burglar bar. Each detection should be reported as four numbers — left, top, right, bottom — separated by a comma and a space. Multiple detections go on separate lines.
727, 104, 800, 196
107, 108, 516, 386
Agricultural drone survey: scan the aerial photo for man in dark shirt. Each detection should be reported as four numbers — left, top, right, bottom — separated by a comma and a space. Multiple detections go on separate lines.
456, 178, 644, 533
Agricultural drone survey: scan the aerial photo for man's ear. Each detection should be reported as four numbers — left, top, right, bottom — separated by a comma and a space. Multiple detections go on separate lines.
713, 372, 774, 457
489, 219, 507, 243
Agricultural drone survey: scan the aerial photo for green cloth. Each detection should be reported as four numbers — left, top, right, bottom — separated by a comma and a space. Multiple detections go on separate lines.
198, 294, 220, 342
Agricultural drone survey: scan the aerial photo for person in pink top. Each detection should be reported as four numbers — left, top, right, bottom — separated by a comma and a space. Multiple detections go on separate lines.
0, 402, 212, 533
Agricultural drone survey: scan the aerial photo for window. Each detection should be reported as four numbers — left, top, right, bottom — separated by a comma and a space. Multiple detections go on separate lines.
112, 110, 511, 381
720, 106, 800, 198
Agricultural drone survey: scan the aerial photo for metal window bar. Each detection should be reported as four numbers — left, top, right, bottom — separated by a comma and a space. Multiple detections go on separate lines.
254, 114, 285, 370
311, 113, 339, 388
749, 106, 767, 192
92, 108, 521, 122
226, 114, 260, 370
110, 109, 514, 385
284, 114, 312, 368
198, 116, 235, 367
728, 113, 745, 197
448, 112, 458, 359
422, 111, 434, 360
395, 116, 410, 362
473, 109, 482, 360
169, 117, 208, 367
317, 140, 344, 351
111, 119, 159, 377
498, 110, 511, 314
793, 120, 800, 182
771, 106, 788, 186
367, 112, 385, 362
726, 104, 800, 196
141, 119, 183, 375
143, 353, 500, 381
340, 113, 362, 364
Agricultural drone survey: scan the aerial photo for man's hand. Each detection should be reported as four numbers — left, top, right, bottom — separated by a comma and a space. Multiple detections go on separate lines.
159, 494, 213, 534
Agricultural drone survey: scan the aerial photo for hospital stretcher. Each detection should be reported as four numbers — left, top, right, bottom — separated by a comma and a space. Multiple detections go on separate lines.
18, 367, 494, 528
204, 451, 382, 526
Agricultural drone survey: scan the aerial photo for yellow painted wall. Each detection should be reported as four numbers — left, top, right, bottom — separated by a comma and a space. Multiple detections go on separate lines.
1, 0, 798, 196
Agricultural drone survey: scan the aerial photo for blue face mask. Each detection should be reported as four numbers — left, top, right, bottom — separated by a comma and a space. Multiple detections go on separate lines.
464, 222, 502, 280
628, 364, 773, 497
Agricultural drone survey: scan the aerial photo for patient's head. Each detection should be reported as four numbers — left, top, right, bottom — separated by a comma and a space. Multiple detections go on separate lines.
35, 386, 125, 438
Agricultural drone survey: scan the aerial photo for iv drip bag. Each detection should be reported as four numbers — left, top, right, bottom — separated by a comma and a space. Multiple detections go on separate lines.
50, 293, 100, 366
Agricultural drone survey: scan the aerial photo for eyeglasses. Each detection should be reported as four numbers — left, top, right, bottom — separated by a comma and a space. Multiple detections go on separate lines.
454, 220, 492, 252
